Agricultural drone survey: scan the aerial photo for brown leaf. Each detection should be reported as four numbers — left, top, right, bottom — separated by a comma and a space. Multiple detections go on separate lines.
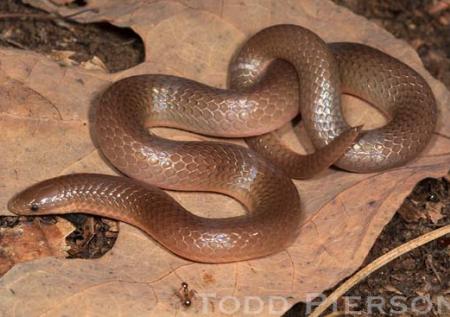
383, 284, 403, 295
427, 1, 450, 15
0, 217, 74, 276
426, 202, 446, 224
1, 0, 449, 315
47, 50, 78, 67
397, 200, 426, 223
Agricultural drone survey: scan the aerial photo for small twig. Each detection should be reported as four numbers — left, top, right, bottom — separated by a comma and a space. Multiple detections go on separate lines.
309, 224, 450, 317
64, 8, 99, 18
113, 38, 137, 47
0, 8, 98, 21
0, 34, 28, 49
0, 13, 58, 20
323, 312, 347, 317
425, 254, 442, 283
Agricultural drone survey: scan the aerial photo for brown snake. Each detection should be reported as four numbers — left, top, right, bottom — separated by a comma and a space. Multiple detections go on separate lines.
8, 25, 437, 263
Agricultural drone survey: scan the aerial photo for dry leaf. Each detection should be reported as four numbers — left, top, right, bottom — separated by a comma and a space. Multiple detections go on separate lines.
427, 1, 450, 15
426, 202, 445, 224
0, 217, 74, 276
50, 0, 76, 5
80, 56, 109, 72
383, 285, 403, 295
397, 200, 426, 223
0, 0, 449, 316
48, 50, 77, 67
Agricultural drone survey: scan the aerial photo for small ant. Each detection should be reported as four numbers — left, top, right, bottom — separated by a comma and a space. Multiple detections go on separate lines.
178, 282, 196, 307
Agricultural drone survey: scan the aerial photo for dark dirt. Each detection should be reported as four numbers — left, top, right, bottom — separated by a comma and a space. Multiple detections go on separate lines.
0, 0, 144, 72
333, 0, 450, 90
0, 1, 449, 316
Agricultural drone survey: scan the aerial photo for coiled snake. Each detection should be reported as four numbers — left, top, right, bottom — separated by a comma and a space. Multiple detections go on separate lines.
8, 25, 437, 263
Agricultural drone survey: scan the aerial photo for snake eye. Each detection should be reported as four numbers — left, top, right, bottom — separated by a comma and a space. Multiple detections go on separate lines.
30, 203, 40, 212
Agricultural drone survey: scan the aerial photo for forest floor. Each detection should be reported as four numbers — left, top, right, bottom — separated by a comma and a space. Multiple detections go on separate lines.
0, 0, 448, 316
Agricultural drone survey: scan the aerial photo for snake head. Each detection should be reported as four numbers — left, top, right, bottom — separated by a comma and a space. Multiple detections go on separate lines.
8, 178, 67, 216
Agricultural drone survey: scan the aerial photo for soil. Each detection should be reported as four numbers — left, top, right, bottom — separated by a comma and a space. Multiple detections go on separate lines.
0, 0, 144, 72
333, 0, 450, 89
0, 1, 449, 316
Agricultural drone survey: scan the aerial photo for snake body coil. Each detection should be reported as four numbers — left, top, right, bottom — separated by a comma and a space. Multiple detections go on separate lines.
8, 25, 437, 263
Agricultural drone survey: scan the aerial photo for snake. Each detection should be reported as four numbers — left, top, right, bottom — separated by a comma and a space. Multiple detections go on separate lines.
8, 25, 437, 263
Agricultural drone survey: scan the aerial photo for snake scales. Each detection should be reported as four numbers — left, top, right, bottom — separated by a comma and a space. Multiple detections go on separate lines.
8, 25, 437, 263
